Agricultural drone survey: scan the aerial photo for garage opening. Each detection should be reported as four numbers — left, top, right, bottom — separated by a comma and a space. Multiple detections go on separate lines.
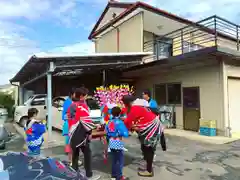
10, 52, 151, 141
228, 78, 240, 138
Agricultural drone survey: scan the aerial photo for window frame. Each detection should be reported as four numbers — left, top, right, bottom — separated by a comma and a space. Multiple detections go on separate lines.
153, 83, 182, 105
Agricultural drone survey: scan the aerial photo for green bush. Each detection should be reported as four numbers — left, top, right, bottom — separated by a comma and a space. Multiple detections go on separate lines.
0, 92, 15, 117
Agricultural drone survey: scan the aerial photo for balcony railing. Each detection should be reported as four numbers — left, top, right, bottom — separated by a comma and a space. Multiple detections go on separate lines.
143, 15, 240, 61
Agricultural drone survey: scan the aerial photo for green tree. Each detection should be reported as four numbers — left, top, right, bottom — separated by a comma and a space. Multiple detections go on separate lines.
0, 92, 14, 117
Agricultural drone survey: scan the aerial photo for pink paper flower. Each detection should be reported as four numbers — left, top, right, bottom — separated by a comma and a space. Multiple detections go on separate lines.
94, 84, 134, 107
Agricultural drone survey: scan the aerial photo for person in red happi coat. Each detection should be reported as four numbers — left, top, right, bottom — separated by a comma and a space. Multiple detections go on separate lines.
122, 95, 166, 177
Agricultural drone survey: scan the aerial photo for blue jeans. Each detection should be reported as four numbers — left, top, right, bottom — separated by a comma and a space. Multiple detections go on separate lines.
111, 149, 124, 180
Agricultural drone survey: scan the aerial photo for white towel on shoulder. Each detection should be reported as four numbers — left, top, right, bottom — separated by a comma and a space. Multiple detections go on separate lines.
132, 98, 149, 107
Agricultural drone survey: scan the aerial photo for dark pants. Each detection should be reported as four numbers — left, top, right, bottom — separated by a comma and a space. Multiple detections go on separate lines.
139, 136, 156, 160
72, 143, 92, 177
111, 149, 124, 180
140, 144, 146, 160
142, 145, 155, 173
138, 134, 145, 159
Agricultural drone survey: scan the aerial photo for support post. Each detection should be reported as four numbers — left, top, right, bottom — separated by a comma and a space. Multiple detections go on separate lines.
237, 26, 239, 51
214, 17, 218, 46
181, 30, 184, 54
18, 87, 24, 105
47, 61, 54, 141
47, 72, 52, 141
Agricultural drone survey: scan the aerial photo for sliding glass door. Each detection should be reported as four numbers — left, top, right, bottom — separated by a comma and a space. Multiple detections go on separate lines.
154, 37, 173, 59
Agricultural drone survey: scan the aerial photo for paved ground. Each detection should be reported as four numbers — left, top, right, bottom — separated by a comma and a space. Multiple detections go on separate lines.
2, 123, 240, 180
0, 123, 25, 153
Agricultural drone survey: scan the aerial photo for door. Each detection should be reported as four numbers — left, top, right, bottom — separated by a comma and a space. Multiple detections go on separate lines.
183, 87, 200, 132
228, 78, 240, 138
30, 95, 47, 120
52, 97, 65, 130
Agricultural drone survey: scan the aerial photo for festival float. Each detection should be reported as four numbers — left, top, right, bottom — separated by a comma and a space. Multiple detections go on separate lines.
92, 84, 134, 163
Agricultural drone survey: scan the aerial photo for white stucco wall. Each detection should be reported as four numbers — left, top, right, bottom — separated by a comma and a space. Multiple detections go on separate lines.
131, 64, 225, 134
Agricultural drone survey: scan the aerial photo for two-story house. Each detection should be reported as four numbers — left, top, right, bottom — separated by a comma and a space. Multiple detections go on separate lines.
89, 0, 240, 138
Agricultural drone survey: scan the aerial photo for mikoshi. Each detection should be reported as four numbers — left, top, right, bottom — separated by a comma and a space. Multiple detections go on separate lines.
93, 84, 134, 163
94, 84, 134, 124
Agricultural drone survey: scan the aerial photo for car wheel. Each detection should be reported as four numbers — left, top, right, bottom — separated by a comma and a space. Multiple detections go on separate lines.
19, 117, 28, 128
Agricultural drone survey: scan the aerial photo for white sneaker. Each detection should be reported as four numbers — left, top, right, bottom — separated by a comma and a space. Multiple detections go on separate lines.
123, 147, 128, 152
69, 160, 82, 166
87, 174, 101, 180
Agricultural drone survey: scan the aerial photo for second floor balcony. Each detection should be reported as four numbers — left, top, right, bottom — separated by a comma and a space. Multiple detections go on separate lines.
144, 15, 240, 62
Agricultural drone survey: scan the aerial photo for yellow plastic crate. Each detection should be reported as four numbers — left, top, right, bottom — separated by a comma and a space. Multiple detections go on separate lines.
199, 120, 216, 128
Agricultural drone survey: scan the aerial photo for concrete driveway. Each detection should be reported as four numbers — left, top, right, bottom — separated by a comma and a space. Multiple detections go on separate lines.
42, 135, 240, 180
4, 123, 240, 180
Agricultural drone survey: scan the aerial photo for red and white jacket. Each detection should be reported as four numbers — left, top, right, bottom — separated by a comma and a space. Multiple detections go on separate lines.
67, 100, 95, 134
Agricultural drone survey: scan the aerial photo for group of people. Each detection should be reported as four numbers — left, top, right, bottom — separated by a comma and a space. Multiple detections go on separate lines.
24, 86, 166, 180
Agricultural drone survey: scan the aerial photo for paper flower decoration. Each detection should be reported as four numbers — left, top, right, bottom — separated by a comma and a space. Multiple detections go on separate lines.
94, 84, 134, 107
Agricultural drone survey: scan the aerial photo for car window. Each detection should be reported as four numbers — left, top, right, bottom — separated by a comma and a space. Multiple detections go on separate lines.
52, 98, 59, 108
23, 96, 34, 105
31, 97, 46, 106
52, 98, 65, 108
86, 98, 99, 110
58, 98, 65, 107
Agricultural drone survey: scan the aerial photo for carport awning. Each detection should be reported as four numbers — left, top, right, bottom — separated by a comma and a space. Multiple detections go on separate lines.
10, 52, 152, 84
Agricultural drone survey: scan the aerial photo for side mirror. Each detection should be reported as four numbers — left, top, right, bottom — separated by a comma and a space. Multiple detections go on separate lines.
58, 107, 63, 111
44, 105, 46, 109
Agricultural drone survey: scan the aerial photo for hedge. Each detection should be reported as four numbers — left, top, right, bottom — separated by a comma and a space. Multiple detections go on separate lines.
0, 92, 15, 117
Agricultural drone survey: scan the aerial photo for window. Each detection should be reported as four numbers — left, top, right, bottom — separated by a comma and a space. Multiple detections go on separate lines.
23, 96, 34, 105
86, 98, 99, 110
154, 84, 167, 104
167, 84, 181, 104
154, 83, 181, 105
31, 97, 46, 106
58, 98, 65, 107
154, 37, 173, 59
52, 98, 65, 108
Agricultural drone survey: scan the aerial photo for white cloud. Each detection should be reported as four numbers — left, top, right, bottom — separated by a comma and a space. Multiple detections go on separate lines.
0, 0, 51, 20
0, 0, 74, 20
0, 21, 39, 85
52, 42, 94, 54
0, 0, 95, 85
36, 41, 94, 57
147, 0, 240, 22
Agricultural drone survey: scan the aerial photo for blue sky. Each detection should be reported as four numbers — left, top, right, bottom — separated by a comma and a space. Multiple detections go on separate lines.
0, 0, 240, 85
